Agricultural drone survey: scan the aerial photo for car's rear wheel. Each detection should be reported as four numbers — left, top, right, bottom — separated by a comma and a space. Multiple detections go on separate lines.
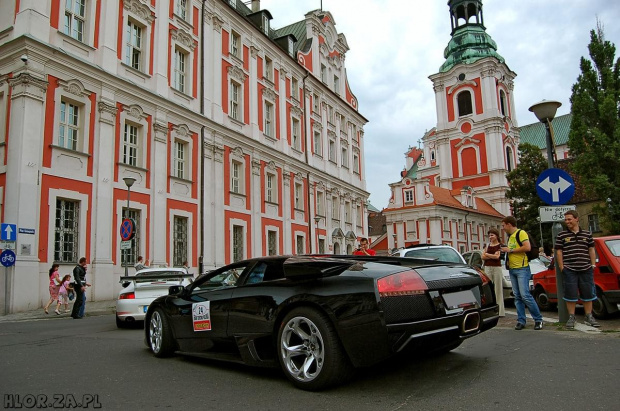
592, 289, 609, 319
277, 307, 353, 391
148, 309, 174, 357
533, 286, 556, 311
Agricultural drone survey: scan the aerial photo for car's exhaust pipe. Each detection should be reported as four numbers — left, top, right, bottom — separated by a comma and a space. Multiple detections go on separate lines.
463, 312, 480, 333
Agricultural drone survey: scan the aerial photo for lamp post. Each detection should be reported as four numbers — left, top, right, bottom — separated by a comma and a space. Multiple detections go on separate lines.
529, 99, 568, 322
536, 217, 544, 250
313, 216, 321, 254
122, 177, 136, 277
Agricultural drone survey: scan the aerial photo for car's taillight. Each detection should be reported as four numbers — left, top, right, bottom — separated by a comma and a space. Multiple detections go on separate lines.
119, 292, 135, 299
377, 270, 428, 297
476, 268, 491, 286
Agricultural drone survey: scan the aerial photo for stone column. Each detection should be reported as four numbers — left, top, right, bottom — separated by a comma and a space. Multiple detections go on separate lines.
150, 122, 169, 266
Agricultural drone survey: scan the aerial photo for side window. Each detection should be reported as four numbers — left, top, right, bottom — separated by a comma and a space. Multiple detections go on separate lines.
245, 262, 267, 285
471, 253, 483, 268
192, 264, 249, 292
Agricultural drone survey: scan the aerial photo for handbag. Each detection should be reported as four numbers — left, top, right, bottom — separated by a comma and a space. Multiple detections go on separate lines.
68, 291, 75, 301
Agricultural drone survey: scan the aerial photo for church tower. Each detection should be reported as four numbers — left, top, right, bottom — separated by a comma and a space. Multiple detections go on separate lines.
418, 0, 518, 216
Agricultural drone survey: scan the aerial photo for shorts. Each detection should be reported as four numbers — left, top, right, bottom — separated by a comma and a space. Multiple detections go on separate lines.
562, 267, 597, 302
58, 293, 68, 305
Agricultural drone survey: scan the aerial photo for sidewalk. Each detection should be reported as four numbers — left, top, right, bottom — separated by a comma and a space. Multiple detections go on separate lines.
0, 299, 117, 323
499, 309, 602, 333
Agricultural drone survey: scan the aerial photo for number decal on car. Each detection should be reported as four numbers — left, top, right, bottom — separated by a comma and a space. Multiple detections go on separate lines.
192, 301, 212, 331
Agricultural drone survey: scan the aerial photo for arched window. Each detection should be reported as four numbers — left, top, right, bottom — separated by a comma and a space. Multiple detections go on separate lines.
430, 150, 436, 161
457, 90, 473, 117
499, 90, 507, 116
506, 146, 513, 171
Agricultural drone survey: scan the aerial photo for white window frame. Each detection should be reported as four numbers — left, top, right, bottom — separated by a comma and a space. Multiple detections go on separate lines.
173, 47, 187, 93
294, 182, 303, 210
353, 153, 359, 174
175, 0, 188, 21
64, 0, 86, 42
296, 235, 305, 255
173, 140, 187, 179
230, 80, 242, 121
333, 75, 340, 95
313, 93, 319, 113
267, 229, 278, 256
316, 191, 324, 216
345, 201, 351, 223
292, 117, 301, 151
231, 30, 241, 59
231, 160, 241, 194
313, 131, 322, 156
126, 18, 144, 71
266, 172, 277, 203
291, 77, 298, 100
123, 122, 140, 167
404, 189, 414, 204
262, 14, 269, 35
328, 139, 336, 162
264, 101, 273, 137
264, 56, 273, 81
341, 147, 348, 168
332, 196, 339, 220
59, 99, 81, 151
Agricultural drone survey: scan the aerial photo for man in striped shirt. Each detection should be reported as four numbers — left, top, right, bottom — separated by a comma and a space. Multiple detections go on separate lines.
555, 210, 599, 328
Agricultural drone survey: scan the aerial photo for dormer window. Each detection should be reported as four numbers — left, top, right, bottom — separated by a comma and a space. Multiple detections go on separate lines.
288, 38, 294, 55
262, 15, 269, 35
228, 0, 236, 9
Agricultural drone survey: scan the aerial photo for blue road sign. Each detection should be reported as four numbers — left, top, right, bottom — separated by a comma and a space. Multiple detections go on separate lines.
536, 168, 575, 206
1, 224, 16, 241
120, 218, 136, 241
1, 249, 16, 267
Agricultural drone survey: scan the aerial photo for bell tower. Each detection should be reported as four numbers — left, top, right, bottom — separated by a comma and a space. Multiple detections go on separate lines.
418, 0, 518, 216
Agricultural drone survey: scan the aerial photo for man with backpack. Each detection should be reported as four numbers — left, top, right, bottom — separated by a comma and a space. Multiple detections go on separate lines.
500, 216, 544, 330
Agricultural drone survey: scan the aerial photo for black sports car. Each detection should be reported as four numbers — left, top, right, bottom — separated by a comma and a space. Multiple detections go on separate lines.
144, 255, 499, 390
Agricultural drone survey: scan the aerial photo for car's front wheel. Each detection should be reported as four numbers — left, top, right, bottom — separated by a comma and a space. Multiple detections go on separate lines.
277, 307, 353, 391
148, 309, 175, 357
533, 286, 556, 311
592, 289, 609, 319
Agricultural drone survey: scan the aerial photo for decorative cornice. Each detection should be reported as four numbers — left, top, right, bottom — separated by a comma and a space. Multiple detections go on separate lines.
454, 136, 481, 149
252, 159, 261, 175
8, 73, 48, 100
327, 130, 336, 139
170, 28, 196, 50
153, 123, 169, 143
448, 80, 477, 95
97, 101, 117, 125
266, 160, 276, 172
227, 65, 247, 83
433, 82, 445, 92
123, 0, 154, 24
262, 86, 276, 101
122, 104, 148, 121
231, 146, 244, 159
250, 45, 260, 58
313, 122, 323, 132
171, 123, 191, 139
290, 105, 302, 118
58, 79, 89, 98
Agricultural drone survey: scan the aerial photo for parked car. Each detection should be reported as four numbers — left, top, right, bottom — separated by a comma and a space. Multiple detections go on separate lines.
532, 235, 620, 318
395, 244, 466, 264
462, 250, 547, 301
144, 255, 499, 390
116, 267, 194, 328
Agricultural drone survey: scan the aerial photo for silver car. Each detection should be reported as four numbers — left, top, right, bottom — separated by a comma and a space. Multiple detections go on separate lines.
116, 267, 193, 328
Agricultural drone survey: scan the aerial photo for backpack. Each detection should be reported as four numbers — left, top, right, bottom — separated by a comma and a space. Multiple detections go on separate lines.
515, 229, 539, 261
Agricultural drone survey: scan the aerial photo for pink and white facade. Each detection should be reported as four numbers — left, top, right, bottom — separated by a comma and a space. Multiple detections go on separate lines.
0, 0, 368, 313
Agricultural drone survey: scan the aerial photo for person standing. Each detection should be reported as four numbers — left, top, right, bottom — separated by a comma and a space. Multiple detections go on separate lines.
134, 256, 148, 271
555, 210, 599, 328
352, 238, 376, 256
43, 264, 61, 314
500, 216, 544, 330
482, 228, 505, 317
70, 257, 90, 319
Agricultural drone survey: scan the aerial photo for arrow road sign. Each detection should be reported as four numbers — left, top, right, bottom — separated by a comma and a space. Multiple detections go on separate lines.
536, 168, 575, 206
1, 224, 16, 241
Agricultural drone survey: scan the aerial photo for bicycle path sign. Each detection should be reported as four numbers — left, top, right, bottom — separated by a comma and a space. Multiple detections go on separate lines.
1, 249, 16, 267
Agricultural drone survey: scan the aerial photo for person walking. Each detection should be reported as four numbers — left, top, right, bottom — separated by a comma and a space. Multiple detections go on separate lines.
482, 228, 505, 317
555, 210, 600, 328
55, 274, 73, 314
352, 238, 376, 256
70, 257, 90, 319
134, 256, 148, 271
43, 264, 61, 314
500, 216, 544, 330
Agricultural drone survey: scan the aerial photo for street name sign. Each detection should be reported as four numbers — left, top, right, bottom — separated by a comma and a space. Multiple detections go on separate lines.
539, 205, 577, 223
536, 168, 575, 205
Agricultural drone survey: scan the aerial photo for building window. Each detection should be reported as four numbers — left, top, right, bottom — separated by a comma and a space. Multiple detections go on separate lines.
341, 147, 348, 168
126, 19, 143, 71
405, 189, 414, 203
173, 48, 187, 93
294, 183, 303, 210
54, 199, 80, 263
264, 56, 273, 81
233, 225, 244, 262
320, 64, 327, 83
499, 89, 507, 116
268, 230, 277, 256
313, 93, 319, 113
292, 118, 301, 150
333, 75, 340, 95
506, 146, 513, 172
588, 214, 600, 232
123, 123, 139, 167
173, 140, 187, 179
231, 30, 241, 58
316, 191, 324, 216
262, 14, 269, 35
431, 150, 436, 161
64, 0, 85, 42
59, 100, 80, 150
231, 160, 242, 194
266, 173, 276, 203
328, 105, 334, 124
230, 81, 241, 121
353, 153, 359, 173
287, 37, 294, 55
296, 235, 304, 255
457, 90, 473, 116
318, 238, 325, 253
264, 101, 273, 137
313, 131, 322, 156
328, 139, 335, 162
345, 201, 351, 223
357, 204, 363, 226
332, 196, 339, 219
121, 208, 141, 267
175, 0, 187, 20
173, 216, 188, 267
291, 77, 298, 100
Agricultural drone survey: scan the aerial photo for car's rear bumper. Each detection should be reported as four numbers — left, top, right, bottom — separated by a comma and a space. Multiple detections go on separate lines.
116, 298, 154, 321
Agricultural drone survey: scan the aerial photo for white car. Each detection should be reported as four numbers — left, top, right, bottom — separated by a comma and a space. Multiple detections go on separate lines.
394, 244, 466, 264
116, 267, 193, 328
461, 250, 548, 300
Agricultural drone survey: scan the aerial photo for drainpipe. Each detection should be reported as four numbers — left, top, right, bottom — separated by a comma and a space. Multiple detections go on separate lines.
301, 71, 312, 252
199, 0, 206, 274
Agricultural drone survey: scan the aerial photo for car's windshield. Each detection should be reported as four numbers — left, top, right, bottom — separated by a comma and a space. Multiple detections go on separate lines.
191, 265, 249, 291
605, 239, 620, 257
404, 248, 464, 263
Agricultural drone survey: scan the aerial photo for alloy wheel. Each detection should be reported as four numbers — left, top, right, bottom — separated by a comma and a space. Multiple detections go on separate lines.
280, 316, 325, 382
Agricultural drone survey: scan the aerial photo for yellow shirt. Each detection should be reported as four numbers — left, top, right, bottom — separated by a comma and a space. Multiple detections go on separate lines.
507, 229, 529, 269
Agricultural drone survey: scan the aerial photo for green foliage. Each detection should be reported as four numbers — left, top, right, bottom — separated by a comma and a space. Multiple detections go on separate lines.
506, 143, 550, 246
568, 23, 620, 233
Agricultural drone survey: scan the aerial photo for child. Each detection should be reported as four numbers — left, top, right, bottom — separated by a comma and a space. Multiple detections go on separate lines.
55, 275, 73, 314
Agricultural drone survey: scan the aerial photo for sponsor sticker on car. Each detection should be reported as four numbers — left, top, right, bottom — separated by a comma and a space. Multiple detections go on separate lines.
192, 301, 211, 331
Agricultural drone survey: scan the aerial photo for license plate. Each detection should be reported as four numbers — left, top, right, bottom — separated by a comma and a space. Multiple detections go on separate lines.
443, 289, 479, 310
143, 306, 148, 313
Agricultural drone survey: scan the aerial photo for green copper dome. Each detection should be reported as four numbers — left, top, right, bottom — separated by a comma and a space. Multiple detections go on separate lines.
439, 25, 504, 72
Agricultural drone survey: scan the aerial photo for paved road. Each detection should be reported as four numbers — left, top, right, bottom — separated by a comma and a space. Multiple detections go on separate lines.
1, 313, 619, 410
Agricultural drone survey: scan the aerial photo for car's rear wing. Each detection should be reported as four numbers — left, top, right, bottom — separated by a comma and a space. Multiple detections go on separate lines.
119, 273, 194, 284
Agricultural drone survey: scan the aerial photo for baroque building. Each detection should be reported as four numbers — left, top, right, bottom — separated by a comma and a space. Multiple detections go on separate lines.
382, 0, 514, 254
0, 0, 368, 313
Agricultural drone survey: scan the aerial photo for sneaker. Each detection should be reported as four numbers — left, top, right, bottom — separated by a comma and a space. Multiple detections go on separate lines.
584, 314, 600, 328
534, 321, 543, 330
54, 310, 61, 315
515, 322, 525, 330
566, 314, 576, 329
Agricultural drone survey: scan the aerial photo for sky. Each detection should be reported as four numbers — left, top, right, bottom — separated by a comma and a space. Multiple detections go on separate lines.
259, 0, 620, 210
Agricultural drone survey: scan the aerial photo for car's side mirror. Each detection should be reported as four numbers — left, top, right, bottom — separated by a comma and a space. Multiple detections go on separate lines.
169, 285, 185, 295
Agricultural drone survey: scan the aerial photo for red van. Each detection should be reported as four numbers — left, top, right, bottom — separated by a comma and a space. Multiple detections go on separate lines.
532, 235, 620, 318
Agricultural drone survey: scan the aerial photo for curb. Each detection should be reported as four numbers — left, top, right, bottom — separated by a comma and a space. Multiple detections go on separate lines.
0, 301, 116, 323
504, 309, 602, 334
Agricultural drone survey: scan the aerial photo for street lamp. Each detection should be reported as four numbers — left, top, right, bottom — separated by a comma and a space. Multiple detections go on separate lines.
313, 216, 322, 254
529, 99, 567, 322
122, 177, 136, 277
536, 217, 544, 250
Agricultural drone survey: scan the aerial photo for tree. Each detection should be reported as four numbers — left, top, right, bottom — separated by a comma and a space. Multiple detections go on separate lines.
568, 23, 620, 234
505, 143, 550, 247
